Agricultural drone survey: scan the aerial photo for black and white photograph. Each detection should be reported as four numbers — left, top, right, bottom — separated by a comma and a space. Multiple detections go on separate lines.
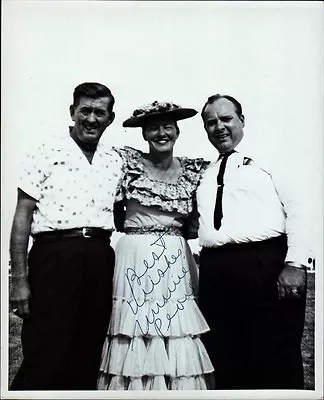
1, 1, 323, 399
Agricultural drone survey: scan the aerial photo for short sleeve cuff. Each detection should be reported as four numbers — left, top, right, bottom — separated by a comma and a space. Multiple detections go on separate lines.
18, 181, 40, 201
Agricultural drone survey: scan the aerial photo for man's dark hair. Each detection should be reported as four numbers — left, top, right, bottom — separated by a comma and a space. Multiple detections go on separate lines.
72, 82, 115, 112
201, 94, 243, 119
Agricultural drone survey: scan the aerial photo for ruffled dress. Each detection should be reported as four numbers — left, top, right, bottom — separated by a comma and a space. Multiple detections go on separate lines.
97, 146, 214, 390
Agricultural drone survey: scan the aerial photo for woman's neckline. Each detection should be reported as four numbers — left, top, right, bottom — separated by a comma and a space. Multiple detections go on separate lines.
141, 155, 183, 184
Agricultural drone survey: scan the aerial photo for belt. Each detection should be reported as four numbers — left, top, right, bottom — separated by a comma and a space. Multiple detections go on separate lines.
124, 226, 184, 236
33, 228, 112, 242
202, 234, 287, 253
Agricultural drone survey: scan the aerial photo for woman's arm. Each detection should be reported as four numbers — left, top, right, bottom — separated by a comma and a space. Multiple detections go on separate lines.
113, 201, 126, 232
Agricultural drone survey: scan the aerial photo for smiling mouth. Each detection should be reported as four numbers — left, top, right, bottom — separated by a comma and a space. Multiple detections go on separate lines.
154, 140, 169, 144
216, 134, 230, 140
84, 126, 98, 133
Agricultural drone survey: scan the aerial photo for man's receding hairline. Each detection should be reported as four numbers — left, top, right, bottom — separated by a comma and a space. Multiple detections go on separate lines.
204, 97, 235, 109
202, 97, 241, 120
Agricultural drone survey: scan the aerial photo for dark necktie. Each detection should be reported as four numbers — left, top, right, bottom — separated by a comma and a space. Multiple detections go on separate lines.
214, 151, 234, 230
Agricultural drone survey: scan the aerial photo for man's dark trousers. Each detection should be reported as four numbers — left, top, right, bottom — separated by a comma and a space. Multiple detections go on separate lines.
10, 236, 114, 390
199, 235, 306, 390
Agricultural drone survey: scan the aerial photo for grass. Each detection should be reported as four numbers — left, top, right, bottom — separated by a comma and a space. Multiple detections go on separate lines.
8, 312, 24, 387
302, 272, 315, 390
7, 273, 315, 390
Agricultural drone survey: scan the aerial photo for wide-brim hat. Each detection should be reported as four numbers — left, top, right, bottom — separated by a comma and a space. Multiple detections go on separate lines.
122, 101, 197, 128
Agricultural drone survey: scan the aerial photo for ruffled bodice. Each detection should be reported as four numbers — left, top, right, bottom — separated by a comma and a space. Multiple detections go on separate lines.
114, 146, 210, 216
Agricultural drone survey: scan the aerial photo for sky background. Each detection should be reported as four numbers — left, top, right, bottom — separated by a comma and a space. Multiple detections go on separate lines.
2, 1, 323, 247
2, 1, 323, 259
1, 1, 323, 398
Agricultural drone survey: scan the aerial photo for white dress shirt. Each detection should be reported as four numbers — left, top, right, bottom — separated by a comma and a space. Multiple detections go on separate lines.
19, 134, 123, 234
197, 150, 309, 266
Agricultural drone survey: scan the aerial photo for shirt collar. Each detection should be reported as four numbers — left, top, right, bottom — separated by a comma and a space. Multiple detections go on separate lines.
67, 126, 106, 153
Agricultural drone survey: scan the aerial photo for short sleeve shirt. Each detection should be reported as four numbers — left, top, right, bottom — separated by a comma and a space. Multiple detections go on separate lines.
19, 134, 123, 234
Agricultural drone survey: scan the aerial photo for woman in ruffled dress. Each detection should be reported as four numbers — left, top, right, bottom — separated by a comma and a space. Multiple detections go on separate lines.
97, 101, 214, 390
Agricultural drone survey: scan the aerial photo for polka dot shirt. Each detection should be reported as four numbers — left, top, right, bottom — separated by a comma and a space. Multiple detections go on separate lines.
19, 134, 123, 235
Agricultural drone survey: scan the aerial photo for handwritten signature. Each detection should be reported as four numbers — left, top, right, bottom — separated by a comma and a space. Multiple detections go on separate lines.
125, 232, 194, 337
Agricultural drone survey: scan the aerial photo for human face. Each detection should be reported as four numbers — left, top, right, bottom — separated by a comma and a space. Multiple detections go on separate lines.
143, 118, 179, 153
70, 96, 115, 145
203, 98, 245, 153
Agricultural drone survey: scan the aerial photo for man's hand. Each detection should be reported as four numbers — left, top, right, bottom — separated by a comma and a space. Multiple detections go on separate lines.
10, 276, 31, 319
277, 263, 306, 300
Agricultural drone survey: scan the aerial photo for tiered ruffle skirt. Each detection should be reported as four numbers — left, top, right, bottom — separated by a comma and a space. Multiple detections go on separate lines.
97, 234, 214, 390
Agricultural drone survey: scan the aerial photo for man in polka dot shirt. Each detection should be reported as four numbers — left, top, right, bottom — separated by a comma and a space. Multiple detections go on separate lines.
9, 82, 123, 390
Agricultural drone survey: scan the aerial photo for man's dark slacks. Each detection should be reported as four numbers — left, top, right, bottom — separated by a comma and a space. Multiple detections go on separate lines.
10, 236, 115, 390
199, 235, 306, 390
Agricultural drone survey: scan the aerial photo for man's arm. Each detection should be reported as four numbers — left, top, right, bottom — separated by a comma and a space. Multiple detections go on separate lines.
271, 168, 309, 301
9, 188, 37, 319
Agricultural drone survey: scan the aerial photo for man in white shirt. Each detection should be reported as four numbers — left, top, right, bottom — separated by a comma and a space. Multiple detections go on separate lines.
197, 94, 308, 389
9, 82, 123, 390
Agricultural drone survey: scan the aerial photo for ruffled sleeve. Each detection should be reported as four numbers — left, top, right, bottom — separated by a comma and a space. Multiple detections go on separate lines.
115, 146, 210, 216
179, 157, 209, 237
111, 146, 131, 202
111, 146, 133, 164
178, 156, 210, 194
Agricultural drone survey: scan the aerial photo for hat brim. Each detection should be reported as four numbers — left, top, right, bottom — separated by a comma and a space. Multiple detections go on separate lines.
122, 108, 198, 128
